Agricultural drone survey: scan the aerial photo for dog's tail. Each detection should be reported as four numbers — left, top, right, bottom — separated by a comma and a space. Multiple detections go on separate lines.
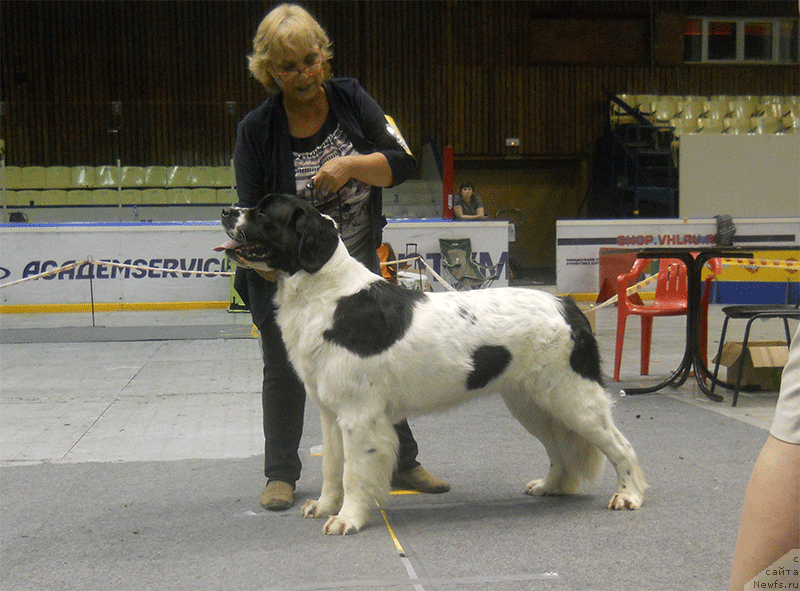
557, 427, 606, 489
502, 392, 606, 493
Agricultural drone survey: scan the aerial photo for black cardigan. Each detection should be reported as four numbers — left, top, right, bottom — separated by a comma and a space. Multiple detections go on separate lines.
232, 78, 416, 327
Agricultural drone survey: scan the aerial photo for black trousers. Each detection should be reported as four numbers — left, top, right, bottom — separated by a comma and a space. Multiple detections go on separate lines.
259, 308, 420, 485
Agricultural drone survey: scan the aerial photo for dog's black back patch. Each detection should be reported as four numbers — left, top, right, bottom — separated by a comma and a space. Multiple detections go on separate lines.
466, 345, 512, 390
559, 297, 603, 385
323, 281, 425, 357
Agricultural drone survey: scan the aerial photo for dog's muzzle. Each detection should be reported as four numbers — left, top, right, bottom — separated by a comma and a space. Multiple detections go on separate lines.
218, 207, 271, 262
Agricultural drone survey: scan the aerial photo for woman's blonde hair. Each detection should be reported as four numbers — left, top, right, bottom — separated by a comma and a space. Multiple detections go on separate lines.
248, 3, 333, 93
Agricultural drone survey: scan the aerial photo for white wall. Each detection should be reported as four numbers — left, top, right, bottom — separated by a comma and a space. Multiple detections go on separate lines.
679, 135, 800, 218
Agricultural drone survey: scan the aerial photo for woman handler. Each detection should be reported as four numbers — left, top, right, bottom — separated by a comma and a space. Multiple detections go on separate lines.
233, 3, 449, 511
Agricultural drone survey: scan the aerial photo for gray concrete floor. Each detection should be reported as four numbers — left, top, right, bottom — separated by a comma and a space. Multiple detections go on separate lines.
1, 293, 794, 590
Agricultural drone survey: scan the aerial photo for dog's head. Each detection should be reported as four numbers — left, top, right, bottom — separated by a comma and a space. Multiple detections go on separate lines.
221, 194, 340, 276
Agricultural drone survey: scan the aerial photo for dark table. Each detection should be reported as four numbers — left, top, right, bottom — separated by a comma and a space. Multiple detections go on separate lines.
622, 247, 752, 400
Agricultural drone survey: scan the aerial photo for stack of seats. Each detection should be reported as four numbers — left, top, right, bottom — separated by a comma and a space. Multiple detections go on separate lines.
612, 94, 799, 137
1, 165, 236, 207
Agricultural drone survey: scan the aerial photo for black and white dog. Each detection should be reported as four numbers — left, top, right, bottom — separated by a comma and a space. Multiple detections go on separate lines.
221, 194, 646, 535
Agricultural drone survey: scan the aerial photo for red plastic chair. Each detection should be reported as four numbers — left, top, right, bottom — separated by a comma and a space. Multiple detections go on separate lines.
613, 257, 720, 382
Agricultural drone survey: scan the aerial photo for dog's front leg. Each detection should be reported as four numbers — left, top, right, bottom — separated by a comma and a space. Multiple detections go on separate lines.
302, 406, 344, 519
322, 416, 397, 535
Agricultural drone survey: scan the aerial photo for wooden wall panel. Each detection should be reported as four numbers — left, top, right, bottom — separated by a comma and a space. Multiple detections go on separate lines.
1, 0, 797, 167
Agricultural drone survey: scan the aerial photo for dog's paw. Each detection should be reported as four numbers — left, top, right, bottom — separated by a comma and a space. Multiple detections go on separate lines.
525, 478, 565, 497
608, 492, 643, 510
302, 499, 333, 519
322, 514, 363, 536
525, 479, 548, 496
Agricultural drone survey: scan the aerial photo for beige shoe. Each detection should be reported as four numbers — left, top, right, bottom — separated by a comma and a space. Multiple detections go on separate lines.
392, 465, 451, 494
259, 480, 294, 511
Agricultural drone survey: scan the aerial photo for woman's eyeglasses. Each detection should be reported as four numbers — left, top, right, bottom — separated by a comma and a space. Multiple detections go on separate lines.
275, 57, 324, 82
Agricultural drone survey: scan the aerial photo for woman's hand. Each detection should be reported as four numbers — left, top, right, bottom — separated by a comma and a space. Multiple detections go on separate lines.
312, 156, 353, 193
312, 153, 393, 191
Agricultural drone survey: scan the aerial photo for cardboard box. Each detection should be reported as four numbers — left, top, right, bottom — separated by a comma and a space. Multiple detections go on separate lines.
714, 340, 789, 391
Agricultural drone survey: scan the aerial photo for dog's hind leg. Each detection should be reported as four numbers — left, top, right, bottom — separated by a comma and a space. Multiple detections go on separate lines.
322, 415, 398, 535
501, 392, 603, 497
526, 425, 605, 498
545, 382, 647, 510
302, 406, 344, 520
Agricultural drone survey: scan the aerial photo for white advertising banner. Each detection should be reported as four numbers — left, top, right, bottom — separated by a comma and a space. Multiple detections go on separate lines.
556, 217, 800, 296
0, 222, 232, 306
383, 220, 511, 291
0, 219, 511, 306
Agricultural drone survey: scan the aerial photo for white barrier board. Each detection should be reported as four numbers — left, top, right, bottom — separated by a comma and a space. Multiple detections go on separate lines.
556, 217, 800, 296
0, 219, 510, 306
0, 222, 232, 305
383, 219, 511, 292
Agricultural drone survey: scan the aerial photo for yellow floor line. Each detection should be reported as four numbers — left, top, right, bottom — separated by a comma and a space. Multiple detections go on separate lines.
376, 500, 407, 557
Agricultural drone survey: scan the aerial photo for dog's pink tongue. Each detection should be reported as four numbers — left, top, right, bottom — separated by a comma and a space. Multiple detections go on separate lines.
213, 239, 240, 252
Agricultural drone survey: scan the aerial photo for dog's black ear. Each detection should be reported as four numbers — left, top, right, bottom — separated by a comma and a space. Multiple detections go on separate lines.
293, 206, 339, 273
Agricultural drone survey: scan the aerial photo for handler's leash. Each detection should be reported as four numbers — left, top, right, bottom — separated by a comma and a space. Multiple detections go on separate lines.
380, 254, 457, 292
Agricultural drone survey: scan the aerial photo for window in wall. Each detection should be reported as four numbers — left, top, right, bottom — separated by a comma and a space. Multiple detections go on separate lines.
744, 22, 772, 61
684, 18, 702, 62
684, 17, 799, 63
708, 21, 736, 60
779, 19, 798, 62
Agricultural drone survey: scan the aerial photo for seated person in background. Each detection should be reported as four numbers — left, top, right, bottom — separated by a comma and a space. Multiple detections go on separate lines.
453, 182, 487, 220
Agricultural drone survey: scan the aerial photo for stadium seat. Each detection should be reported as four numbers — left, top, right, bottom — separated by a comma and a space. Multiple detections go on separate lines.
22, 167, 48, 189
15, 190, 39, 206
87, 189, 120, 205
140, 188, 168, 204
165, 188, 193, 203
728, 96, 759, 119
2, 190, 27, 207
46, 166, 72, 189
191, 188, 216, 203
652, 97, 679, 123
95, 165, 120, 188
697, 118, 726, 133
669, 117, 698, 136
191, 166, 216, 187
757, 101, 783, 118
724, 118, 753, 134
680, 96, 706, 120
36, 189, 69, 206
66, 190, 93, 206
71, 166, 95, 188
1, 166, 23, 190
751, 115, 782, 134
636, 95, 658, 115
143, 166, 168, 188
780, 114, 799, 134
216, 188, 237, 204
121, 166, 145, 187
215, 166, 234, 188
166, 166, 195, 187
119, 189, 144, 205
705, 96, 730, 121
